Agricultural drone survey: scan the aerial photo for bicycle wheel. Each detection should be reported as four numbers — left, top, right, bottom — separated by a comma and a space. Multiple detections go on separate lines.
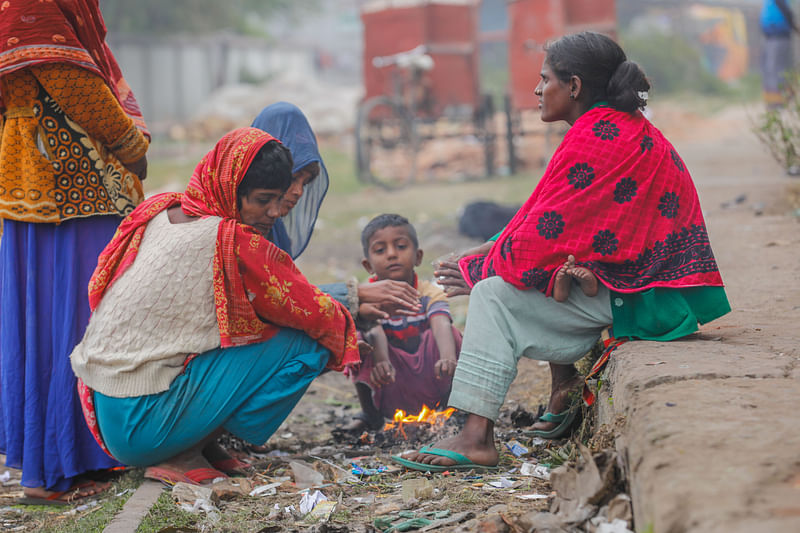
355, 96, 418, 189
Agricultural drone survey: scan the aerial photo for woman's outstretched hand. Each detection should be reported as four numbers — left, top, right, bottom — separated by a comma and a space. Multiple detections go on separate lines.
432, 242, 492, 297
357, 280, 421, 321
433, 259, 471, 297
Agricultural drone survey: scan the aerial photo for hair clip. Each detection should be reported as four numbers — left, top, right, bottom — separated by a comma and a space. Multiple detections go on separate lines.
638, 91, 649, 101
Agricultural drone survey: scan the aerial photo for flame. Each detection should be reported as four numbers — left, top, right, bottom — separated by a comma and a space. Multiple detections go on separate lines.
383, 405, 455, 439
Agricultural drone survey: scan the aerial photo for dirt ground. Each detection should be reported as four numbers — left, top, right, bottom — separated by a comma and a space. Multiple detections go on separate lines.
0, 98, 798, 532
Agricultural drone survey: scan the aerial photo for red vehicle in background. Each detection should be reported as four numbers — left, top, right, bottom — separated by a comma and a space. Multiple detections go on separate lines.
356, 0, 617, 188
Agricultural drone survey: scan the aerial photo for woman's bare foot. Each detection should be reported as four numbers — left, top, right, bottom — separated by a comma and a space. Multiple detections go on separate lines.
530, 363, 583, 432
23, 480, 111, 504
399, 414, 498, 467
147, 433, 229, 485
156, 451, 215, 476
553, 258, 573, 302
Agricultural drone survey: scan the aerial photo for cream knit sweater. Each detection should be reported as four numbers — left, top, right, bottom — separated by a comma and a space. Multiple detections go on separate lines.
71, 211, 222, 398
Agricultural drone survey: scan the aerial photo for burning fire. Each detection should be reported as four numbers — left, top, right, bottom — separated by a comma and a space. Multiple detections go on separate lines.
384, 405, 455, 439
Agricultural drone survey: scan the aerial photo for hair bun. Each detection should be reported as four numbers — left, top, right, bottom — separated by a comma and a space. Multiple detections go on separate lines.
607, 60, 651, 113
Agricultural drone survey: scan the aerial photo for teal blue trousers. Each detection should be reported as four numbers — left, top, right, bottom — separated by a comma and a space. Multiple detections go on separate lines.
94, 329, 328, 466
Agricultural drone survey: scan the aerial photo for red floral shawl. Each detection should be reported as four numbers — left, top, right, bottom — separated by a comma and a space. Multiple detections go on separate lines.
88, 127, 358, 370
459, 107, 724, 294
0, 0, 149, 137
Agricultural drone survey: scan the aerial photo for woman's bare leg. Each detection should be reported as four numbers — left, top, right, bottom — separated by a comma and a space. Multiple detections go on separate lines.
530, 362, 583, 431
343, 382, 384, 432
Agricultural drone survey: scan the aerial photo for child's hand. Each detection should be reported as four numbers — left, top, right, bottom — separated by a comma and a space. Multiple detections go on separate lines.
357, 340, 373, 358
434, 357, 458, 379
358, 302, 389, 322
371, 361, 396, 386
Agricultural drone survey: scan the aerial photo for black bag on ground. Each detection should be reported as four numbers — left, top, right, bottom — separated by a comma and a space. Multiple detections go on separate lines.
458, 201, 520, 241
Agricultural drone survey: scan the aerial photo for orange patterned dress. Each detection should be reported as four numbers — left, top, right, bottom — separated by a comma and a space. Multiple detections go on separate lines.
0, 63, 148, 223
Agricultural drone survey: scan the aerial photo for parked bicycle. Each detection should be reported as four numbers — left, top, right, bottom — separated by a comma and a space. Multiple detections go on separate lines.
355, 41, 496, 189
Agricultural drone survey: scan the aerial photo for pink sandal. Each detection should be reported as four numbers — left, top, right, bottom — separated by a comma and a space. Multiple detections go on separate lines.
144, 465, 228, 486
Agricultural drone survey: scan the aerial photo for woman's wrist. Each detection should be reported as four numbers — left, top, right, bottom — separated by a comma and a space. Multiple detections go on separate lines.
111, 123, 149, 165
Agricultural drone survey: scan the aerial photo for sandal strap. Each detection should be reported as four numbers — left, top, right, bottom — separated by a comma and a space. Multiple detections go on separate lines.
185, 468, 227, 484
212, 457, 251, 472
538, 411, 567, 423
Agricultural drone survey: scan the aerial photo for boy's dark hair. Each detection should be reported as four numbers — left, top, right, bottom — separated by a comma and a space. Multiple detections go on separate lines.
236, 140, 293, 205
361, 213, 419, 256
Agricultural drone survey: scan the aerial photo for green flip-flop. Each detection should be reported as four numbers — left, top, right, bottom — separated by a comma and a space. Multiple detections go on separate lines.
391, 445, 499, 472
523, 402, 582, 439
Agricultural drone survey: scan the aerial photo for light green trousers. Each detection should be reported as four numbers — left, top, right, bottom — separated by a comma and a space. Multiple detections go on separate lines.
448, 276, 613, 421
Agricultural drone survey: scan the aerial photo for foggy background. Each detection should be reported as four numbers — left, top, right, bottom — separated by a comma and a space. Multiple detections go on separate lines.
101, 0, 766, 141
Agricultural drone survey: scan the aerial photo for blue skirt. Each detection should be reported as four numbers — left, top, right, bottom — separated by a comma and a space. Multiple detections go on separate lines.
0, 217, 123, 491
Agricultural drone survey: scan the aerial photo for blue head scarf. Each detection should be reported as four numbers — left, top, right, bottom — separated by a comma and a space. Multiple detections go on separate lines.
251, 102, 330, 259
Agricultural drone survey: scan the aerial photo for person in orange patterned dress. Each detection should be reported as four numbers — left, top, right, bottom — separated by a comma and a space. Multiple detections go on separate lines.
69, 128, 359, 487
0, 0, 149, 504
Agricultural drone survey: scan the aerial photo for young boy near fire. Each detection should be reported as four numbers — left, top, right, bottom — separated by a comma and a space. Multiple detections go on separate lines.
345, 214, 462, 432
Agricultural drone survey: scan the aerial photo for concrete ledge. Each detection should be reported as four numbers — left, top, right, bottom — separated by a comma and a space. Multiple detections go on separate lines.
598, 335, 792, 417
103, 480, 164, 533
598, 340, 800, 533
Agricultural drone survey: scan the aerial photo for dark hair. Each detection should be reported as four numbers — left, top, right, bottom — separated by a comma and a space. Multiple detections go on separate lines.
298, 161, 321, 179
545, 32, 650, 113
361, 213, 419, 257
236, 140, 293, 204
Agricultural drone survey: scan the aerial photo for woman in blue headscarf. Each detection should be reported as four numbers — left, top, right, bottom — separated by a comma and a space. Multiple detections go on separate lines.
251, 102, 328, 259
251, 102, 420, 322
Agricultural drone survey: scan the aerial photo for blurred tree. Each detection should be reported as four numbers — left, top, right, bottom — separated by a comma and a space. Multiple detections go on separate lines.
100, 0, 314, 36
754, 71, 800, 175
622, 31, 730, 95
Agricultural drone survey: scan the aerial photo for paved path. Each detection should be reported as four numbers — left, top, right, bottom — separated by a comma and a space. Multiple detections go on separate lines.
598, 107, 800, 533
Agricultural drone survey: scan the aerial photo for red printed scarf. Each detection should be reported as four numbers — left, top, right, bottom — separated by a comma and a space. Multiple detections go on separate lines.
89, 128, 358, 370
0, 0, 149, 137
459, 107, 724, 294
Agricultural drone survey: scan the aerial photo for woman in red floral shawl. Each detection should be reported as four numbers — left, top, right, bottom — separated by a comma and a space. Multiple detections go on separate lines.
70, 128, 359, 486
393, 32, 730, 472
